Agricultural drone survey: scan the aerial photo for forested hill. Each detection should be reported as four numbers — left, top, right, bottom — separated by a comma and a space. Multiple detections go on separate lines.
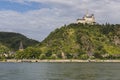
0, 32, 39, 50
16, 23, 120, 59
39, 23, 120, 59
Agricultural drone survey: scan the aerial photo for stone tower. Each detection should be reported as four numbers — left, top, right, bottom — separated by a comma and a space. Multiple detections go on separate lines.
19, 41, 24, 51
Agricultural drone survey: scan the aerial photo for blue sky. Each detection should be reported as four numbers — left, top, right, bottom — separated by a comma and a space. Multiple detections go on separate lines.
0, 0, 120, 41
0, 1, 46, 12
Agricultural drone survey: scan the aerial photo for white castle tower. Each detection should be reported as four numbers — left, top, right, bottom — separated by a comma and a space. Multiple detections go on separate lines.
77, 11, 95, 25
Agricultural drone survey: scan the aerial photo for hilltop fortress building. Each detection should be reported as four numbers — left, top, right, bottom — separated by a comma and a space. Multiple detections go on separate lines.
77, 12, 95, 24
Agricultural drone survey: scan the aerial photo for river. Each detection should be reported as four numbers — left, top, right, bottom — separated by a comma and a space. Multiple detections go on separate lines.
0, 62, 120, 80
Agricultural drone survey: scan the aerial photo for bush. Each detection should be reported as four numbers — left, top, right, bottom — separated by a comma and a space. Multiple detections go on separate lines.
80, 54, 89, 60
39, 54, 46, 60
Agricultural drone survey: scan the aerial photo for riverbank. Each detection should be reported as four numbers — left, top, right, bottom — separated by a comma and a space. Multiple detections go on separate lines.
1, 59, 120, 63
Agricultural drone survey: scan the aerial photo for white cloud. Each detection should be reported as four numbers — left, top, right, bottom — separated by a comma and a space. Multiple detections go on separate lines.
0, 0, 120, 41
0, 8, 75, 41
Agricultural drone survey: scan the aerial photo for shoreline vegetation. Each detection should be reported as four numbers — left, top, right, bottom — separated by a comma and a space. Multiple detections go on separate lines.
1, 59, 120, 63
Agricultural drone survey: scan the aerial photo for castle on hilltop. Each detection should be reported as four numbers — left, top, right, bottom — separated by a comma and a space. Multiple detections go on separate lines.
77, 11, 95, 24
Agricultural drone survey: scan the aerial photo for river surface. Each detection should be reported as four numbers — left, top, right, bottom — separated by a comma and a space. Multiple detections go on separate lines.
0, 62, 120, 80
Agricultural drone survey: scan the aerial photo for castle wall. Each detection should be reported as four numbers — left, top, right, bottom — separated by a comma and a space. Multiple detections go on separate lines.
77, 19, 85, 24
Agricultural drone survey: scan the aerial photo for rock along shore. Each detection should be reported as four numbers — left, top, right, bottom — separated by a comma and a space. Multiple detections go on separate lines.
1, 59, 120, 63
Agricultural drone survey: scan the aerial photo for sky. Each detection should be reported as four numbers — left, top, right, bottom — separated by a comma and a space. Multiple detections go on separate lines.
0, 0, 120, 41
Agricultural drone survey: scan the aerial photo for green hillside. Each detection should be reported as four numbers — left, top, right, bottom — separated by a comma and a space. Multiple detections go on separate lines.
0, 32, 39, 50
0, 43, 9, 54
16, 23, 120, 59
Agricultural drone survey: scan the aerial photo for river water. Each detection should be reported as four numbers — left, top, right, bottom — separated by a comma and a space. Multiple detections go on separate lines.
0, 62, 120, 80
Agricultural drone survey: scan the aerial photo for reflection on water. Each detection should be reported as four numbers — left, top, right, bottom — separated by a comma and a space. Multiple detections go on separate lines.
0, 62, 120, 80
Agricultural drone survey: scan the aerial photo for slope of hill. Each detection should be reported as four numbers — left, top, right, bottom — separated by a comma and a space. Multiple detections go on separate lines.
40, 24, 120, 59
16, 23, 120, 59
0, 32, 39, 50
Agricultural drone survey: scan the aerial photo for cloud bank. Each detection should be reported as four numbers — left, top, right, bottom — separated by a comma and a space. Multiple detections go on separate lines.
0, 0, 120, 41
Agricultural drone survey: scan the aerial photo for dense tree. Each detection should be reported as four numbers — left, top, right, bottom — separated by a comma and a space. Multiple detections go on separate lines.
10, 23, 120, 59
39, 23, 120, 59
15, 47, 42, 59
